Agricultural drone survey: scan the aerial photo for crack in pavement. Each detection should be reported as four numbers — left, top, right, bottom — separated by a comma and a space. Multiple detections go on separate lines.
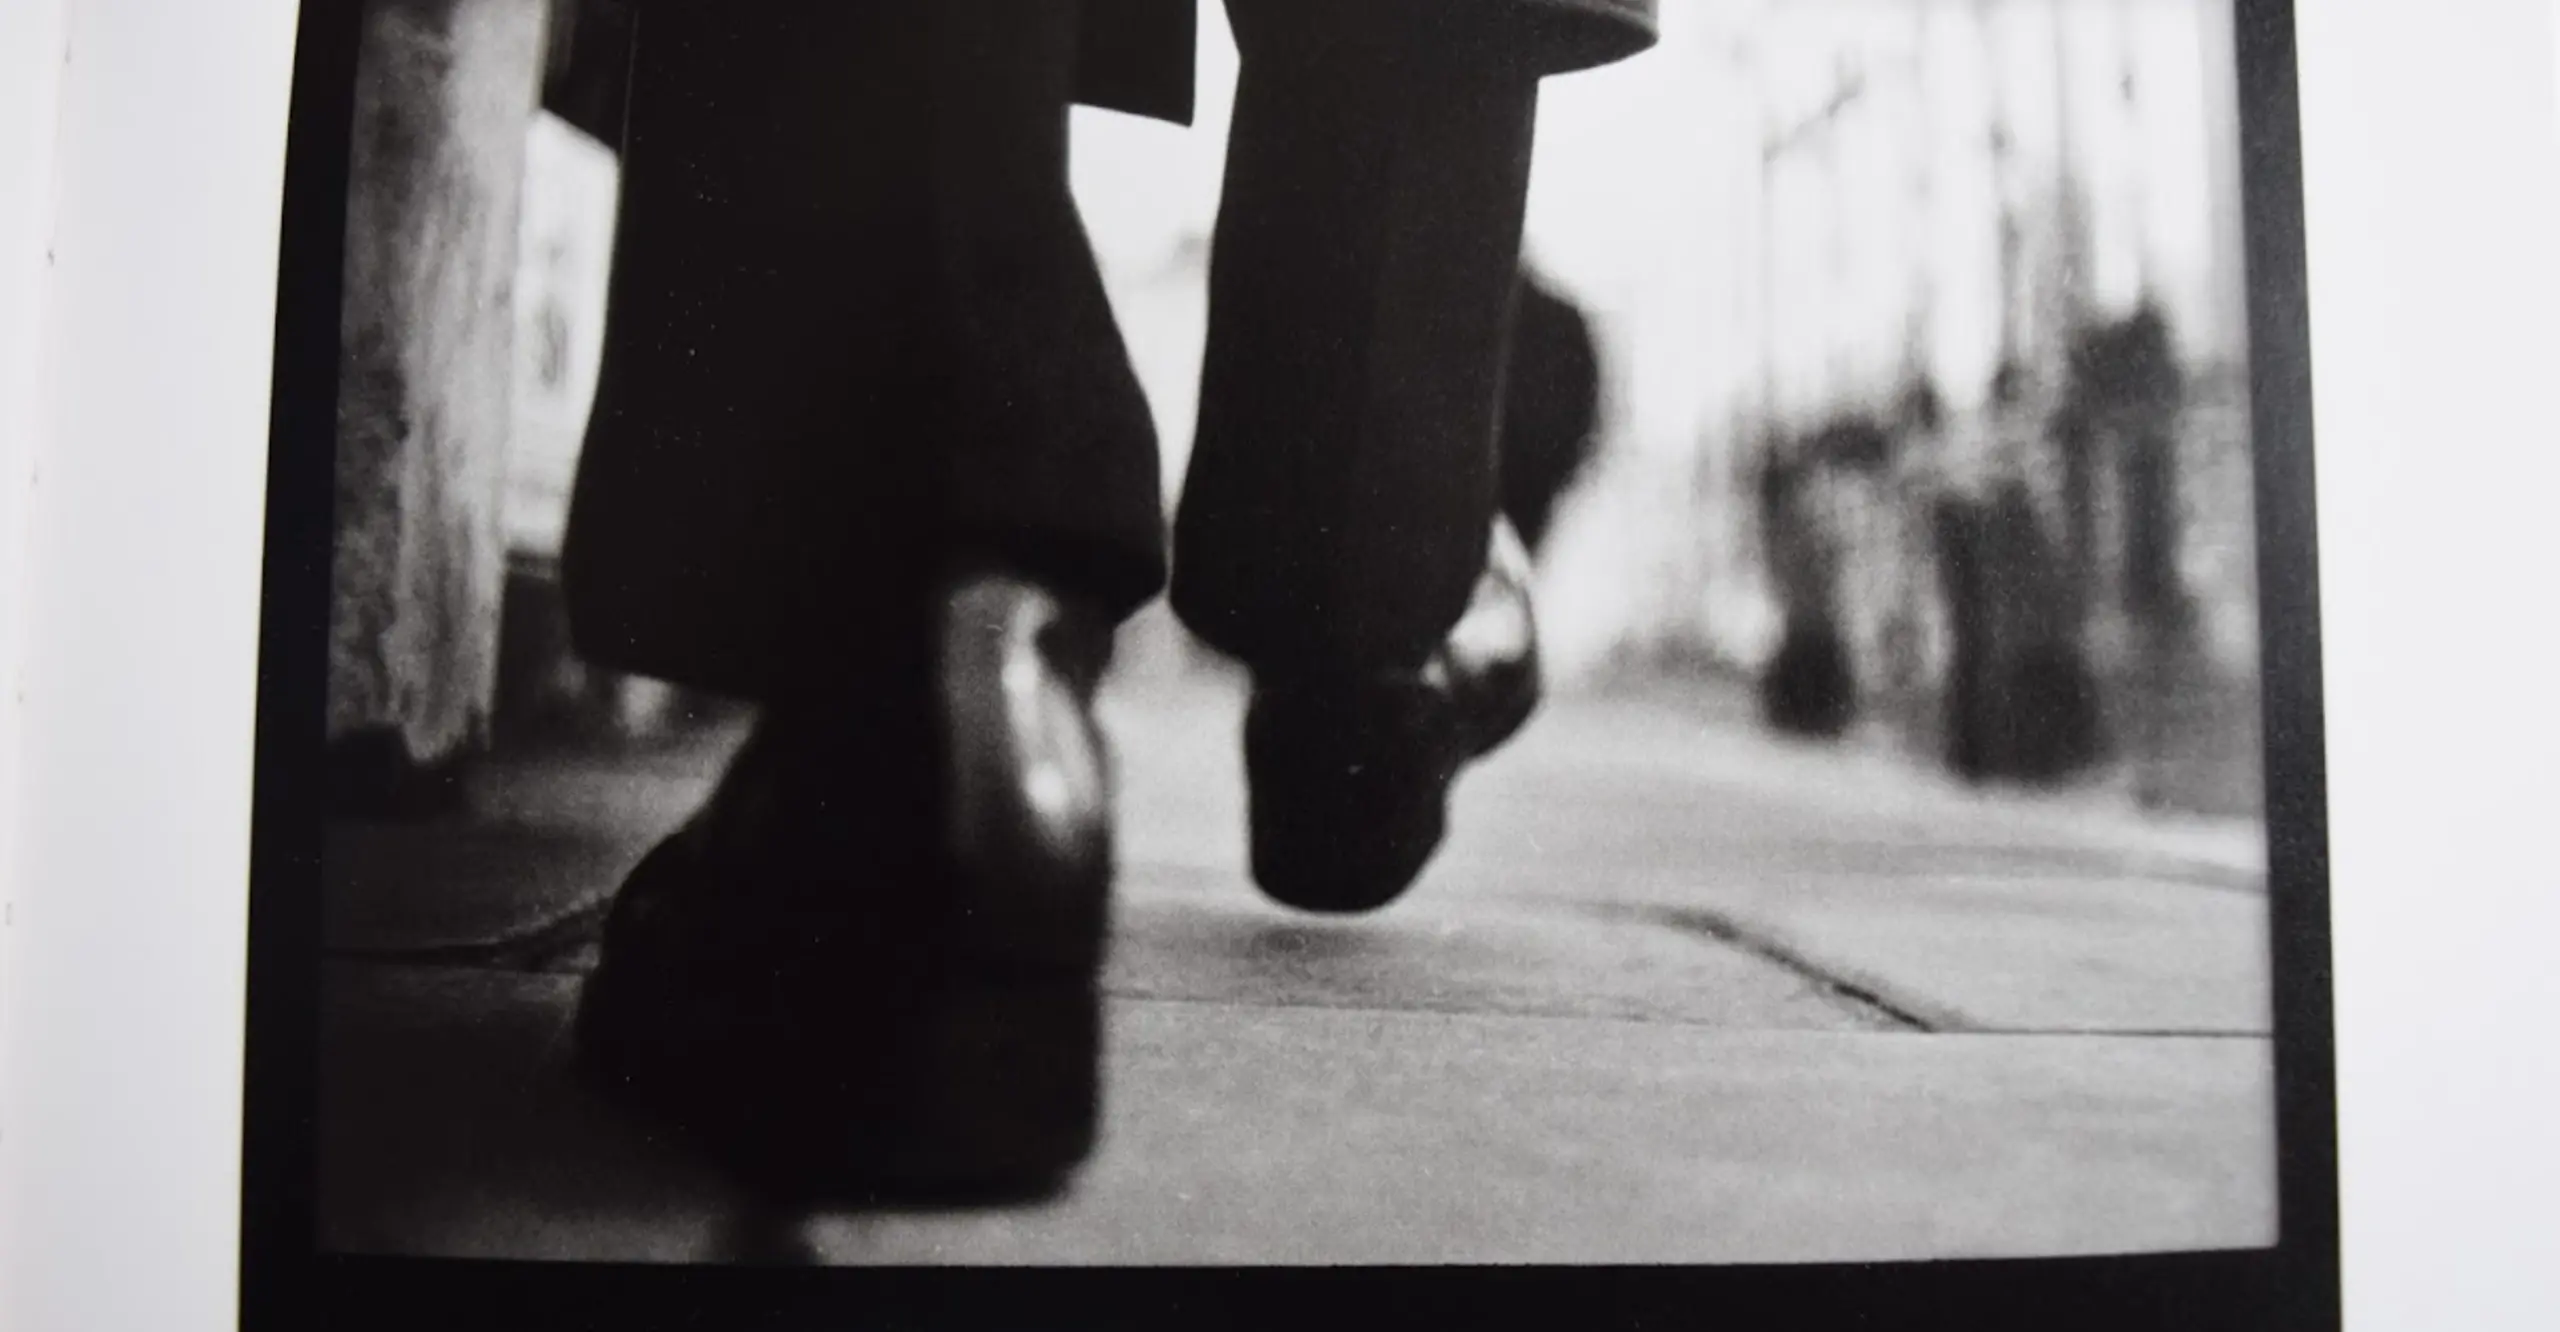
1586, 902, 1954, 1032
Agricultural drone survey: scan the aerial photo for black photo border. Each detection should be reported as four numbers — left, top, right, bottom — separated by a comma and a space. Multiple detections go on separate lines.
237, 2, 2337, 1327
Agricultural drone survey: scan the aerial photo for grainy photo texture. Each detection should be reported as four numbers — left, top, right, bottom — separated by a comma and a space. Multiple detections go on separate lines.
297, 0, 2296, 1273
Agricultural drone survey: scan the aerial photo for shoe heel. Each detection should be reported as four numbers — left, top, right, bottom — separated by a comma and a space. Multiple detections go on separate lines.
843, 978, 1102, 1200
575, 955, 1100, 1203
1245, 684, 1458, 913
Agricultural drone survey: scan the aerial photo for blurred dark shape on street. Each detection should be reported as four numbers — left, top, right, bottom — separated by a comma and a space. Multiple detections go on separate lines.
1499, 267, 1604, 556
1760, 616, 1859, 739
2063, 304, 2191, 634
1806, 415, 1895, 475
1754, 444, 1858, 739
1934, 480, 2107, 782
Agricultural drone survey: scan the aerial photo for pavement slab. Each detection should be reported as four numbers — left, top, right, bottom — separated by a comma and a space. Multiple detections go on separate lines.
1107, 677, 2271, 1035
323, 736, 731, 952
316, 670, 2279, 1265
838, 1004, 2274, 1266
318, 963, 2275, 1265
1592, 873, 2271, 1034
1102, 676, 2267, 893
1106, 866, 1902, 1031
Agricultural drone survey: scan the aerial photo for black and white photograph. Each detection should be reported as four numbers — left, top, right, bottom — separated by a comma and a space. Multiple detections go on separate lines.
51, 0, 2560, 1327
243, 0, 2323, 1301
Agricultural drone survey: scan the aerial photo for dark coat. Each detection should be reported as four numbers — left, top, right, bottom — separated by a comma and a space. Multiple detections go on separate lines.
543, 0, 1656, 139
1074, 0, 1658, 124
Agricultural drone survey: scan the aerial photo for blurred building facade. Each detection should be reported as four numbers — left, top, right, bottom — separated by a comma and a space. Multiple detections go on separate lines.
1505, 0, 2257, 690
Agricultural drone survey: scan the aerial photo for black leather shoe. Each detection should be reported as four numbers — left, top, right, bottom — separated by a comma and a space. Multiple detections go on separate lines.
571, 572, 1116, 1203
1245, 517, 1541, 913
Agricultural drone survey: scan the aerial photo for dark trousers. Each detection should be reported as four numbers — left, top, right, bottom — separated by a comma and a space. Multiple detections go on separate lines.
562, 0, 1556, 700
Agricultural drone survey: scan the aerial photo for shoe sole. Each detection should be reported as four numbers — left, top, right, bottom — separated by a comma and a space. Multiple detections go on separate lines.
574, 942, 1101, 1205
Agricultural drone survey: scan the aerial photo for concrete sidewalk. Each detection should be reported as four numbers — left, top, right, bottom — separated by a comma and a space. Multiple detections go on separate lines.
316, 672, 2274, 1265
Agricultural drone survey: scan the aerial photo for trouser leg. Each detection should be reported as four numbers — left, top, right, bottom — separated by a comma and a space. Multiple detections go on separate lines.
1169, 0, 1543, 677
562, 0, 1166, 702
